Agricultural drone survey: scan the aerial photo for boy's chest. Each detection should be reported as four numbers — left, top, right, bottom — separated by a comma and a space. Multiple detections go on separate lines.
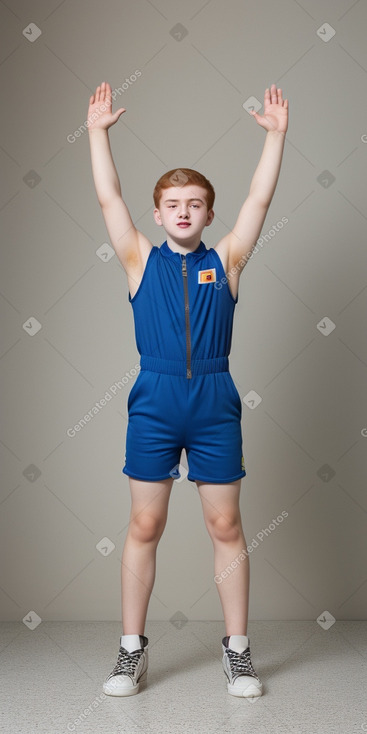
127, 246, 239, 302
163, 249, 239, 303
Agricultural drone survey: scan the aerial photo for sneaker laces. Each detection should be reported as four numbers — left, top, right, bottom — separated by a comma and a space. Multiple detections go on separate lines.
107, 646, 144, 681
226, 646, 259, 682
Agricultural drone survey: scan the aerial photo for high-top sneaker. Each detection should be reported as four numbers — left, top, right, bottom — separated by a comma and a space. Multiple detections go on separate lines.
103, 634, 149, 696
222, 635, 263, 698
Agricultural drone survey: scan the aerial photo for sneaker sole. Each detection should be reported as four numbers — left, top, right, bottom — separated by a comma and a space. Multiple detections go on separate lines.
103, 670, 147, 697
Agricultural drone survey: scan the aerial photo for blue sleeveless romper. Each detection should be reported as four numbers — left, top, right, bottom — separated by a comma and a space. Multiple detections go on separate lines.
122, 239, 247, 484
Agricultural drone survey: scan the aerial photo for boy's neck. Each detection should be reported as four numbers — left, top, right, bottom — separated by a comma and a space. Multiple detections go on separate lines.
164, 233, 203, 255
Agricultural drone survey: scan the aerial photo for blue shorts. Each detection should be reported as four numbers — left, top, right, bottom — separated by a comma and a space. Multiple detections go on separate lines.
122, 359, 246, 484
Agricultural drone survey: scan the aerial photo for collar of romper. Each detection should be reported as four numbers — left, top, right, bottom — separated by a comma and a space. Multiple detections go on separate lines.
160, 240, 207, 260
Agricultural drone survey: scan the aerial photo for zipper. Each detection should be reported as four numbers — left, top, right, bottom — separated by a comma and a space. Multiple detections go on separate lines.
181, 255, 192, 379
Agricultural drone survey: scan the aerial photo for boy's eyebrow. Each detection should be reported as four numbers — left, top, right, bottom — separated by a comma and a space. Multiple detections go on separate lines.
163, 197, 205, 203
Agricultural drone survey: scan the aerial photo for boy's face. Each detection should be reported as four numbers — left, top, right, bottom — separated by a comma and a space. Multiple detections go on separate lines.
153, 185, 214, 242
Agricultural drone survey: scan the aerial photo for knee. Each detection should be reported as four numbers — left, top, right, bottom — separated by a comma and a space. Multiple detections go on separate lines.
129, 512, 165, 543
207, 513, 242, 543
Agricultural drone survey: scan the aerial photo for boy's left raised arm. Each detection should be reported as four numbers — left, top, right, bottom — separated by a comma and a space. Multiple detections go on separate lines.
248, 84, 288, 206
218, 84, 288, 271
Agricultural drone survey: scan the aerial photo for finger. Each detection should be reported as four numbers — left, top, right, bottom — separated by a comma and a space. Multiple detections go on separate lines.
113, 108, 126, 122
104, 83, 113, 107
277, 87, 283, 102
89, 94, 95, 104
250, 110, 263, 124
101, 81, 111, 107
105, 82, 113, 106
270, 83, 277, 103
95, 85, 101, 102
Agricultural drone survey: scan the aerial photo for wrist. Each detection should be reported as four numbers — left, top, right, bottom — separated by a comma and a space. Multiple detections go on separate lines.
266, 128, 287, 138
88, 127, 109, 136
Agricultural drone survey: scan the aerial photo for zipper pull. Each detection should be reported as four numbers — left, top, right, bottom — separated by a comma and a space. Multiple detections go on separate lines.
181, 254, 187, 275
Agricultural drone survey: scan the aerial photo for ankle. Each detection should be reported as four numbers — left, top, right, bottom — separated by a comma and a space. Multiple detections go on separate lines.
122, 631, 145, 636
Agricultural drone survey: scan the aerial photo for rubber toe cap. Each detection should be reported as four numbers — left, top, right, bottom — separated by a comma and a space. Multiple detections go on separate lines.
103, 675, 135, 696
230, 675, 263, 697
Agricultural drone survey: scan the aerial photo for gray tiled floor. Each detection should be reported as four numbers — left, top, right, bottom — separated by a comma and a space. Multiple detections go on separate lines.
0, 621, 366, 733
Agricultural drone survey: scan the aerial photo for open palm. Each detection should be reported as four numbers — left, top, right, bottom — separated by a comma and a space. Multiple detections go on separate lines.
250, 84, 288, 133
87, 81, 126, 131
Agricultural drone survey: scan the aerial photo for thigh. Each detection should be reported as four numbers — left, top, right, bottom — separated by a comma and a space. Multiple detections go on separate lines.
196, 479, 242, 528
128, 476, 174, 526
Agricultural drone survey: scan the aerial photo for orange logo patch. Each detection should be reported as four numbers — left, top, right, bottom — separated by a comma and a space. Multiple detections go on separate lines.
198, 268, 216, 284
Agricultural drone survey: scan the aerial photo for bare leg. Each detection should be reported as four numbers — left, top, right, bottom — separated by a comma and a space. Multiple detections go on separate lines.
121, 477, 174, 635
196, 479, 249, 637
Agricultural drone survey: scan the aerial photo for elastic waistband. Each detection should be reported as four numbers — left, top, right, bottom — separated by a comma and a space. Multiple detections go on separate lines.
140, 354, 229, 376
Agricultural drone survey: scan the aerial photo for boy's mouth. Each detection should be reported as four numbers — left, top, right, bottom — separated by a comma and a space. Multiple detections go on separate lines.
177, 223, 191, 228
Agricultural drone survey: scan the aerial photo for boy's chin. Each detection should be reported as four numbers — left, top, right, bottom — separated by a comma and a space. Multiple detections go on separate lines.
168, 227, 199, 238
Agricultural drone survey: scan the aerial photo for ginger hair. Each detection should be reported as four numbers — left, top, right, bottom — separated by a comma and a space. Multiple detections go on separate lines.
153, 168, 215, 211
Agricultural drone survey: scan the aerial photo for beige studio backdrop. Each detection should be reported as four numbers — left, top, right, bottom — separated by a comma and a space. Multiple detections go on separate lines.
1, 0, 366, 624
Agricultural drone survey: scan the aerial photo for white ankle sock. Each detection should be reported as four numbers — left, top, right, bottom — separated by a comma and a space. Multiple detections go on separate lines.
227, 635, 249, 653
120, 634, 142, 653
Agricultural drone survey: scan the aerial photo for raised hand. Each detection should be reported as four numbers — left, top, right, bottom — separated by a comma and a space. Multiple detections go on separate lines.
87, 81, 126, 131
250, 84, 288, 134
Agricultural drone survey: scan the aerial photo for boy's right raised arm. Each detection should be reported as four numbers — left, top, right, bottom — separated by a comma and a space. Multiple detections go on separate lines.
87, 82, 152, 271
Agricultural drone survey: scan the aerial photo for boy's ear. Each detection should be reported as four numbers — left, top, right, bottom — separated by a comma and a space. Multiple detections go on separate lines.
153, 208, 162, 226
206, 208, 215, 225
